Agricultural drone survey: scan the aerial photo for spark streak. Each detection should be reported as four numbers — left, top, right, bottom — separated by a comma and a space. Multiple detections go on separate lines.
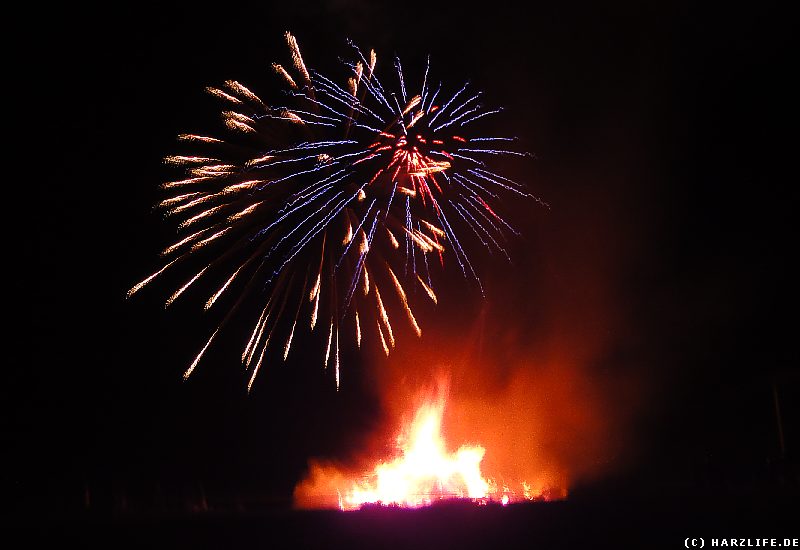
129, 34, 536, 388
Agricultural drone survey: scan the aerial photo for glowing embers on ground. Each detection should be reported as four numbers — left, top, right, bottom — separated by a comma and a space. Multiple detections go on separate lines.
296, 382, 554, 510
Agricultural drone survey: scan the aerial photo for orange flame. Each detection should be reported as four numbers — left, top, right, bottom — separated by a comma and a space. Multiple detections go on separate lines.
295, 379, 555, 510
343, 389, 487, 509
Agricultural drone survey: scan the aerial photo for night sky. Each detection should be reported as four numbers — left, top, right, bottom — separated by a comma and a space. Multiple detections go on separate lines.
15, 0, 796, 532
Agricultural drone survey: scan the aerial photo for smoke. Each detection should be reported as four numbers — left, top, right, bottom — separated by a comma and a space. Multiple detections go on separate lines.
295, 273, 641, 508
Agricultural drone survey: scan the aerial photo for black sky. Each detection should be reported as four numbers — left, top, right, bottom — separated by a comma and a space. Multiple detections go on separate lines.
14, 0, 797, 516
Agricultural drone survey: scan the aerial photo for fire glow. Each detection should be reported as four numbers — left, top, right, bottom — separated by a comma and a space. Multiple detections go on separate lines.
296, 380, 558, 510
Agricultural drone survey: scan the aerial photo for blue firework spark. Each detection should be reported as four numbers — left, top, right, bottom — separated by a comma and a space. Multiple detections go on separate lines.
128, 33, 540, 390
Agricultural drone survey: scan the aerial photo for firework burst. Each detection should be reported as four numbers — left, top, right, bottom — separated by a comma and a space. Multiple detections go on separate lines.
129, 33, 540, 390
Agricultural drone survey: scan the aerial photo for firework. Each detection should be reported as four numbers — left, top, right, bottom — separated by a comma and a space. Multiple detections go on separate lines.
129, 33, 539, 390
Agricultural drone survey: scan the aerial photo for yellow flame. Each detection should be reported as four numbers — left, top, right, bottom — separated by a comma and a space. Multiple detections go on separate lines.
294, 378, 550, 510
341, 391, 489, 509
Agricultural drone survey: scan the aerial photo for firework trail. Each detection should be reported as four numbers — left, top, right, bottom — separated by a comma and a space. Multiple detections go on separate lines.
129, 33, 540, 390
